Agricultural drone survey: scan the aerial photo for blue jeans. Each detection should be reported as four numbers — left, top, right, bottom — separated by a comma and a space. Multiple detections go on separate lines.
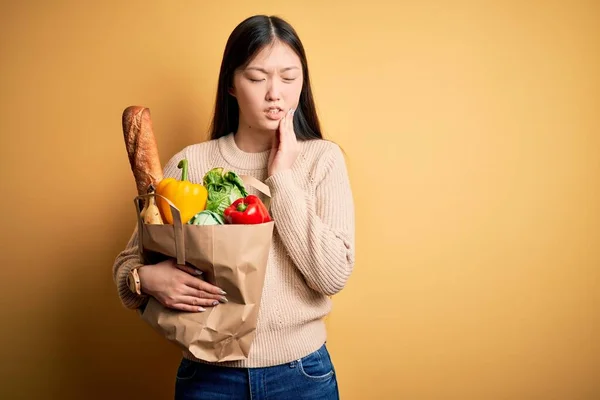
174, 344, 340, 399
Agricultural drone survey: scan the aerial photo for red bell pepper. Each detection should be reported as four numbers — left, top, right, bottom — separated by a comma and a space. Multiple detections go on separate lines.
223, 195, 271, 224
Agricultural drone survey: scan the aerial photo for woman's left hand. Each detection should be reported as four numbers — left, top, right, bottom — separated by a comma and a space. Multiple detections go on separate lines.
268, 108, 300, 177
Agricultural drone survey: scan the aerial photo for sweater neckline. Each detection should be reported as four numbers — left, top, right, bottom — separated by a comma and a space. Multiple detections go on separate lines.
218, 133, 270, 170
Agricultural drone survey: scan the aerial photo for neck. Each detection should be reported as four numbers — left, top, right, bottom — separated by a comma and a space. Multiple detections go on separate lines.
234, 118, 276, 153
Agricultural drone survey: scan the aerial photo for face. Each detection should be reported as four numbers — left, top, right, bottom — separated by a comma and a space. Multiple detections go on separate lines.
231, 40, 304, 132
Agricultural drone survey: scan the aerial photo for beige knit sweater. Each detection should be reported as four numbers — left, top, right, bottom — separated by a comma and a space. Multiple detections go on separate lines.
112, 133, 355, 367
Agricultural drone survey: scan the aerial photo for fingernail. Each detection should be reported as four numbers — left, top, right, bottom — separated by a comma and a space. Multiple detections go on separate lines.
220, 290, 227, 295
288, 108, 293, 115
219, 297, 228, 304
212, 300, 219, 306
194, 269, 203, 275
198, 307, 206, 312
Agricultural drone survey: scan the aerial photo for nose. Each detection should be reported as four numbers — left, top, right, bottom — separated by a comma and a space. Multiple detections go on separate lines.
265, 78, 281, 101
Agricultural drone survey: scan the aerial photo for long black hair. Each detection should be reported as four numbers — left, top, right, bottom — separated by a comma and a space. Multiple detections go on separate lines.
209, 15, 323, 141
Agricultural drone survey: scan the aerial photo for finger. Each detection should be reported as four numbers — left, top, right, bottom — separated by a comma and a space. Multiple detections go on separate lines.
176, 263, 203, 276
183, 286, 228, 303
171, 303, 207, 313
278, 111, 290, 147
275, 124, 283, 151
287, 108, 294, 128
271, 129, 280, 150
185, 276, 227, 296
287, 108, 295, 141
180, 295, 221, 307
277, 112, 286, 138
282, 109, 290, 139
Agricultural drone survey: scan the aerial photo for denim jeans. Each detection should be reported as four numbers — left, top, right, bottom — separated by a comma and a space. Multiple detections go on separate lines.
174, 344, 340, 399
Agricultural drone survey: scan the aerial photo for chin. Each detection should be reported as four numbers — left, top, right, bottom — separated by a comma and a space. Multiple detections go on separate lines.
254, 118, 279, 132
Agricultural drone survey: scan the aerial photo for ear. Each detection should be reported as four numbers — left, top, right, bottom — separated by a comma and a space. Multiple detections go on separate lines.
228, 86, 236, 98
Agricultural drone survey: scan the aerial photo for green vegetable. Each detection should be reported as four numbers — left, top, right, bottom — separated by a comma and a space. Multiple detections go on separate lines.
202, 168, 248, 216
188, 210, 225, 225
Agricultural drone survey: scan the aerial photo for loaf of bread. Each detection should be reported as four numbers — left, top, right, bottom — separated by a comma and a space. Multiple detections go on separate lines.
122, 106, 164, 195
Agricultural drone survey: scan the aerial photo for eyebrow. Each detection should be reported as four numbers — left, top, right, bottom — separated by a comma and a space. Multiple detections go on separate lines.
245, 66, 300, 73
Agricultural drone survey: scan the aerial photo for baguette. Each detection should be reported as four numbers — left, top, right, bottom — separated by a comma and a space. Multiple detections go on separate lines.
122, 106, 164, 196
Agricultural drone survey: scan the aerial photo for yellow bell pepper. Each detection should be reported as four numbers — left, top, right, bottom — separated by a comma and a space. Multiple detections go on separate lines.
155, 159, 208, 224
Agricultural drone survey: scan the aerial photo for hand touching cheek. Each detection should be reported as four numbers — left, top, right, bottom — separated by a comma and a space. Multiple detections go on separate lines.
268, 109, 300, 177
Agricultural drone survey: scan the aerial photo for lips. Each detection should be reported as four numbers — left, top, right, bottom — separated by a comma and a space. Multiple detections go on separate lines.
265, 107, 284, 120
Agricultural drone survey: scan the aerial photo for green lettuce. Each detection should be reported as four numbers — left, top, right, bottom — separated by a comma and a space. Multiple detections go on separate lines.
203, 167, 248, 216
188, 210, 224, 225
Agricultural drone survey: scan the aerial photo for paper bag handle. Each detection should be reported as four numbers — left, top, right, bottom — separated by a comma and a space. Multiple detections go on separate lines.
240, 175, 270, 197
240, 174, 271, 210
134, 174, 271, 266
134, 193, 186, 265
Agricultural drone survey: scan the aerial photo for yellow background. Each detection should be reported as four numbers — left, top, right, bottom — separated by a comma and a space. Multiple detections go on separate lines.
1, 1, 598, 399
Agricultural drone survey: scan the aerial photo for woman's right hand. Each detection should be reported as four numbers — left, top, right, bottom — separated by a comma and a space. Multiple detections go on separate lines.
138, 259, 227, 312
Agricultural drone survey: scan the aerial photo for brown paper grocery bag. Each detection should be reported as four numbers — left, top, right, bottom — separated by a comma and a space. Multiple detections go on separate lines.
133, 175, 274, 362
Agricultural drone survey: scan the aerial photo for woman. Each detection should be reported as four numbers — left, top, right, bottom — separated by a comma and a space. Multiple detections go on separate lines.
113, 14, 355, 399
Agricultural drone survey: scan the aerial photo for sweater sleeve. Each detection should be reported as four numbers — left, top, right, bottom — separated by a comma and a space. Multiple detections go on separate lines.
265, 144, 356, 296
112, 227, 148, 310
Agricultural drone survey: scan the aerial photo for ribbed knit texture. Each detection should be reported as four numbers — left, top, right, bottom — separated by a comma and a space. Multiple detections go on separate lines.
112, 133, 355, 367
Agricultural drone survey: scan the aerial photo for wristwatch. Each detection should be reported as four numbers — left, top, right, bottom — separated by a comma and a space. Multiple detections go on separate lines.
127, 266, 143, 295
